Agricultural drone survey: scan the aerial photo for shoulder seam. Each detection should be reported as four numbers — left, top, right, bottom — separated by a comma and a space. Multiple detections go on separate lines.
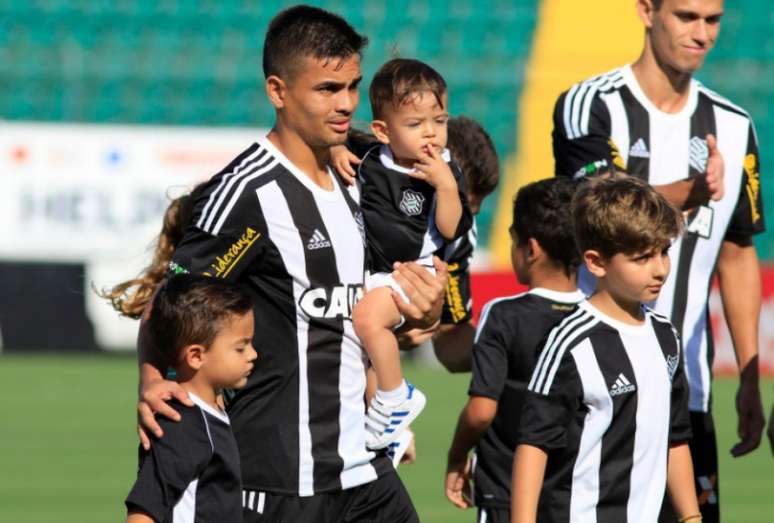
563, 68, 623, 139
474, 292, 530, 343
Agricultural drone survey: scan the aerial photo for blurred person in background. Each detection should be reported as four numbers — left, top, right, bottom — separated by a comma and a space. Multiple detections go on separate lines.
551, 1, 765, 521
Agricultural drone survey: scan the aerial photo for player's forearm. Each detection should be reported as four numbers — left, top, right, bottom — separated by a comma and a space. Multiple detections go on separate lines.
666, 443, 700, 520
511, 444, 547, 523
447, 398, 496, 463
716, 238, 761, 373
126, 510, 156, 523
432, 322, 474, 372
435, 185, 463, 240
653, 178, 710, 211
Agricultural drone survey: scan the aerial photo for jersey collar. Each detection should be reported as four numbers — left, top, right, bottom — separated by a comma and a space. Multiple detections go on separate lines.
622, 63, 699, 120
529, 287, 585, 304
188, 391, 231, 424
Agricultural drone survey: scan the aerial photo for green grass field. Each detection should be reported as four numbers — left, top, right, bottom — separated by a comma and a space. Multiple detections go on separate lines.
1, 354, 772, 522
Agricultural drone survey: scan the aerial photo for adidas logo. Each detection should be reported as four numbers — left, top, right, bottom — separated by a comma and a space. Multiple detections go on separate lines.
307, 229, 331, 250
629, 138, 650, 159
609, 373, 636, 396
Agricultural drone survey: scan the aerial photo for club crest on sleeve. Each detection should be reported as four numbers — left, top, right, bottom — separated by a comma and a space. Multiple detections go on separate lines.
399, 189, 425, 216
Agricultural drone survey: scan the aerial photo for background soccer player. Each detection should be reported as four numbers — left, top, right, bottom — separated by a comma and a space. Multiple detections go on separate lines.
551, 2, 765, 520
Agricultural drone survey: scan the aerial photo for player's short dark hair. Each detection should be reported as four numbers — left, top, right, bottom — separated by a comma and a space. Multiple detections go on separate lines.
263, 5, 368, 79
447, 116, 500, 199
148, 275, 253, 368
369, 58, 447, 119
511, 177, 580, 275
572, 176, 683, 258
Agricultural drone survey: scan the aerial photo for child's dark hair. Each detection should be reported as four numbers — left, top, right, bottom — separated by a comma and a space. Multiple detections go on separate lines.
369, 58, 447, 119
447, 116, 500, 200
511, 177, 580, 275
572, 176, 683, 258
99, 183, 207, 319
263, 5, 368, 79
148, 275, 254, 368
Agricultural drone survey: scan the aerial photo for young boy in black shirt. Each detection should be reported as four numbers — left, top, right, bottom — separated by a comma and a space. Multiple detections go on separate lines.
445, 178, 582, 523
125, 275, 257, 523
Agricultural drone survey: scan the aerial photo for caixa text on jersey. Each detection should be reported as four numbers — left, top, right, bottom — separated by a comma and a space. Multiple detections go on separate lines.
298, 284, 364, 320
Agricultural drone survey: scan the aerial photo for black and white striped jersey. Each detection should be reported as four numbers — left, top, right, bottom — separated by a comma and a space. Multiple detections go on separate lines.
170, 135, 393, 496
469, 288, 584, 509
125, 394, 242, 523
439, 219, 477, 325
357, 144, 472, 273
518, 301, 692, 523
553, 64, 765, 412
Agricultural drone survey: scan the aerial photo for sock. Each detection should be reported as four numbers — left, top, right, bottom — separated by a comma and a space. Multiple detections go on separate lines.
376, 380, 409, 405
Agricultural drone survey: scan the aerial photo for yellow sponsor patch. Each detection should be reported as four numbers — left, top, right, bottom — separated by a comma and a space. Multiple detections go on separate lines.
210, 227, 261, 278
609, 138, 626, 171
445, 271, 467, 323
743, 153, 761, 224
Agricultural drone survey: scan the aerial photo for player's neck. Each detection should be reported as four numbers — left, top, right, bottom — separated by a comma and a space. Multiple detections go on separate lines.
631, 45, 692, 114
267, 126, 335, 191
527, 266, 577, 294
178, 373, 222, 413
588, 287, 644, 326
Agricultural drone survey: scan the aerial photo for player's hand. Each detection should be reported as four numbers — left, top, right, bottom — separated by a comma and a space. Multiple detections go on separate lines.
397, 325, 439, 350
401, 429, 417, 465
410, 146, 457, 192
137, 378, 193, 450
445, 454, 473, 509
392, 256, 448, 330
731, 374, 764, 457
330, 145, 360, 186
767, 402, 774, 456
704, 134, 725, 201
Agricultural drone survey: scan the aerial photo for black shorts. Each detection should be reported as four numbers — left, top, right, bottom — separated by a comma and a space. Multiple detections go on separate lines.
476, 506, 509, 523
659, 411, 719, 523
242, 470, 418, 523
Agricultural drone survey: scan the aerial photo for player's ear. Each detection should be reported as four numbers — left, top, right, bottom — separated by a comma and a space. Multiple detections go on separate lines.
526, 237, 543, 263
370, 120, 390, 145
265, 75, 287, 110
183, 344, 207, 370
584, 249, 607, 278
636, 0, 656, 28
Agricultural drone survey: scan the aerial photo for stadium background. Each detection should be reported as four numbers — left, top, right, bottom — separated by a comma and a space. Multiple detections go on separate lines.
0, 1, 771, 521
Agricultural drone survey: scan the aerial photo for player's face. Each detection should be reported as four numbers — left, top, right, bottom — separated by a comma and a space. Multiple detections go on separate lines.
375, 91, 449, 166
598, 244, 672, 304
275, 55, 362, 149
647, 0, 724, 74
203, 311, 257, 390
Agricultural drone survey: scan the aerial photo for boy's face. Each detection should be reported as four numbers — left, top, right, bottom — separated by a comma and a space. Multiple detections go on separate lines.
201, 311, 257, 390
269, 55, 362, 149
589, 244, 672, 304
372, 90, 449, 164
509, 228, 530, 285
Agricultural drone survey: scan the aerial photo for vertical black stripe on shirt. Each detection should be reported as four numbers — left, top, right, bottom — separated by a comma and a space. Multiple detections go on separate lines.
593, 330, 638, 523
670, 93, 717, 337
277, 175, 345, 492
619, 86, 650, 180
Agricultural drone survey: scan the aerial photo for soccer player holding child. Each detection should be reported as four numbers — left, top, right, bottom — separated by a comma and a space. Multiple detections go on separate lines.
445, 178, 583, 523
512, 177, 700, 523
125, 275, 257, 523
342, 59, 472, 449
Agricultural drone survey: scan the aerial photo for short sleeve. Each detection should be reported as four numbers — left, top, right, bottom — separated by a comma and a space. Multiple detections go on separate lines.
170, 184, 268, 283
440, 222, 475, 325
726, 123, 765, 238
670, 347, 692, 443
468, 302, 511, 400
518, 350, 583, 450
450, 161, 474, 240
125, 407, 213, 521
552, 89, 626, 178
